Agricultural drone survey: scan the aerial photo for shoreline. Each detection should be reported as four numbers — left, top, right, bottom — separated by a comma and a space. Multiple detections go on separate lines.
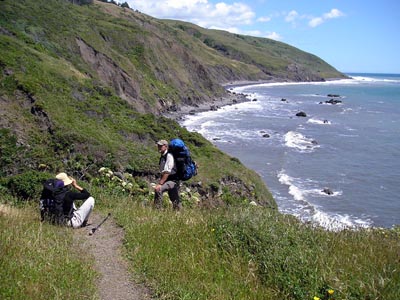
163, 79, 280, 121
163, 76, 350, 122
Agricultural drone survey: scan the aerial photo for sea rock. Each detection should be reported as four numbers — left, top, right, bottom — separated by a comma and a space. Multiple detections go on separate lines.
322, 188, 334, 195
296, 111, 307, 117
325, 99, 342, 105
327, 94, 341, 98
262, 133, 270, 138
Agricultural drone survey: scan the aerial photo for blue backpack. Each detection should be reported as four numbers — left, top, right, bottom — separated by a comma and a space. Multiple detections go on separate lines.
168, 138, 198, 181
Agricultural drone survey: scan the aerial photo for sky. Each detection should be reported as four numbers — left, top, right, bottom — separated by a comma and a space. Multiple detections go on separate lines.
123, 0, 400, 74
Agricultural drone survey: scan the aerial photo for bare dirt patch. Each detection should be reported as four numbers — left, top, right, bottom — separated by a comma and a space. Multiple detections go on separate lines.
74, 212, 153, 300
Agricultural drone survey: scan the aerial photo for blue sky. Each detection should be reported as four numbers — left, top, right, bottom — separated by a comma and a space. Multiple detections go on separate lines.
125, 0, 400, 74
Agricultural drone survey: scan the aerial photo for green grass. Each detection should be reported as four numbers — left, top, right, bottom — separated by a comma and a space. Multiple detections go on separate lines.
2, 189, 399, 300
0, 200, 97, 300
94, 192, 399, 300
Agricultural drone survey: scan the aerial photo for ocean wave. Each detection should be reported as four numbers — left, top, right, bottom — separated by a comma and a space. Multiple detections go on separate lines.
231, 76, 400, 94
350, 76, 400, 83
284, 131, 319, 152
232, 79, 359, 93
307, 118, 331, 125
277, 170, 371, 231
311, 210, 372, 231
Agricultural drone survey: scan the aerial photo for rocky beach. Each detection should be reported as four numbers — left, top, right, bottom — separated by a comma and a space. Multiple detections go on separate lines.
163, 80, 280, 121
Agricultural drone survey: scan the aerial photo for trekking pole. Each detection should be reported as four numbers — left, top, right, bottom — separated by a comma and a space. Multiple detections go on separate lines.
89, 213, 111, 236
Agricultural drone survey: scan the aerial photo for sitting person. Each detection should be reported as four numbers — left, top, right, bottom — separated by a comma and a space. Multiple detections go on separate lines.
55, 172, 95, 228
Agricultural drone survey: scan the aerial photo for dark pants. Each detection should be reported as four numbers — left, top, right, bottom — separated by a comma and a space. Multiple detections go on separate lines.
154, 180, 181, 210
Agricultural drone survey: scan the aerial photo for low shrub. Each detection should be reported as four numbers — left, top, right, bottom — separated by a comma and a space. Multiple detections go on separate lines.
6, 171, 51, 200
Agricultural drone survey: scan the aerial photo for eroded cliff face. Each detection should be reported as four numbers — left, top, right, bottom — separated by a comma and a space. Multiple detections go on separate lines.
70, 1, 345, 116
76, 38, 152, 114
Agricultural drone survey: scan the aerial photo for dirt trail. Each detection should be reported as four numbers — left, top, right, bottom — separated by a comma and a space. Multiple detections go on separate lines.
74, 212, 153, 300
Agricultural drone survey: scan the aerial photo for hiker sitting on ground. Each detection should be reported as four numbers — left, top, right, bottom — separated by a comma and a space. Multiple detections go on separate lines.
56, 172, 95, 228
154, 139, 181, 210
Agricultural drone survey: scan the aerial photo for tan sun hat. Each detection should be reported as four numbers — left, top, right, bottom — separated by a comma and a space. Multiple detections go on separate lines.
156, 139, 169, 146
56, 172, 73, 186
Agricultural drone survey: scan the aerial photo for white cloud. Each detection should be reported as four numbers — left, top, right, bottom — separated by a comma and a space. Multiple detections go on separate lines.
309, 8, 344, 27
324, 8, 344, 19
257, 16, 271, 23
266, 32, 282, 40
309, 17, 323, 28
128, 0, 255, 29
285, 10, 299, 23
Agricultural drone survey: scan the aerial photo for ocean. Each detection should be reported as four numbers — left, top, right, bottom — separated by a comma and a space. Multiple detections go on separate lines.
181, 73, 400, 230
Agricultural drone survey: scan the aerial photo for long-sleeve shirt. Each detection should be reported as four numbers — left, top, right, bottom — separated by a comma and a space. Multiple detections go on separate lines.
63, 188, 91, 216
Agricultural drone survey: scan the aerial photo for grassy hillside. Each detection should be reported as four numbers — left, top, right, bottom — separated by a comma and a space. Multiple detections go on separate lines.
1, 195, 399, 300
0, 0, 345, 205
0, 0, 278, 207
162, 20, 346, 81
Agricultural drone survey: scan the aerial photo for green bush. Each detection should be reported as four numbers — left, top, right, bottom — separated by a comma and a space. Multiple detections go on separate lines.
7, 171, 51, 200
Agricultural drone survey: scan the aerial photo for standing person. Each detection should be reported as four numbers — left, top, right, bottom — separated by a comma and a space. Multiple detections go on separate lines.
55, 172, 95, 228
154, 139, 181, 210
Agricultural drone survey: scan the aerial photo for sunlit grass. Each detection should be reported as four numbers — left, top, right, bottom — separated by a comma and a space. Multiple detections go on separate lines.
2, 191, 399, 299
98, 194, 400, 300
0, 201, 97, 300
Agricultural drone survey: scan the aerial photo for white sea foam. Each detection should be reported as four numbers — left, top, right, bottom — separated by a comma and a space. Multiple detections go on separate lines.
311, 210, 372, 231
232, 76, 400, 95
284, 131, 319, 152
278, 172, 305, 201
307, 118, 331, 125
232, 78, 359, 93
350, 76, 400, 83
277, 170, 371, 231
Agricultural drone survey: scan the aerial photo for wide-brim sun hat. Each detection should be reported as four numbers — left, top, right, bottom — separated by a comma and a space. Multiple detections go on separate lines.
56, 172, 73, 186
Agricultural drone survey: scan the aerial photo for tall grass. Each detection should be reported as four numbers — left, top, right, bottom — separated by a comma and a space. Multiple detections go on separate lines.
2, 191, 399, 300
99, 193, 400, 300
0, 201, 97, 300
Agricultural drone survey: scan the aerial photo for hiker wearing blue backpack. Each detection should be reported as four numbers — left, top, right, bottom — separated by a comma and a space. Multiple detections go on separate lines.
154, 139, 182, 210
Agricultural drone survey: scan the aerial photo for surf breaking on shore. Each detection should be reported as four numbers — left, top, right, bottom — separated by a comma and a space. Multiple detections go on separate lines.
175, 75, 400, 230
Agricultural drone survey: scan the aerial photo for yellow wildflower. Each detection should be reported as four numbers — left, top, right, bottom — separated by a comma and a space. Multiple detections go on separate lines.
313, 297, 320, 300
328, 289, 334, 295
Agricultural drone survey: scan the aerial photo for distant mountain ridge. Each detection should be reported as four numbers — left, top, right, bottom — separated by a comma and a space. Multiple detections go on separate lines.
0, 0, 344, 205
